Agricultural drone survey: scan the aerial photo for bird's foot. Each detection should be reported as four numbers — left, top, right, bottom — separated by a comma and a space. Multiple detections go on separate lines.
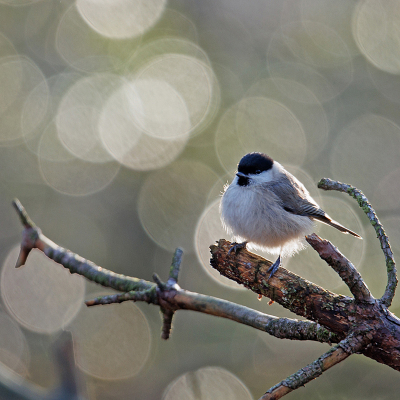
267, 255, 281, 279
228, 241, 248, 255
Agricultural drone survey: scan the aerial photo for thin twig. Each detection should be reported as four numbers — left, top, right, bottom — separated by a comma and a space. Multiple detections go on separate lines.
318, 178, 397, 307
170, 290, 339, 343
85, 288, 157, 306
155, 249, 184, 339
161, 309, 174, 340
306, 233, 373, 303
260, 331, 371, 400
13, 198, 153, 293
12, 198, 36, 228
168, 247, 183, 284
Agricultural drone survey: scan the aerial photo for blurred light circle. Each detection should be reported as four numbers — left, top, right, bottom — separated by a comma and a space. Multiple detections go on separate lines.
99, 80, 190, 171
0, 32, 18, 59
0, 57, 22, 115
300, 0, 360, 55
215, 97, 306, 174
149, 9, 198, 43
246, 78, 328, 161
21, 78, 49, 141
234, 98, 306, 163
131, 78, 192, 140
353, 0, 400, 74
69, 296, 151, 380
23, 72, 85, 158
1, 246, 85, 334
39, 156, 120, 196
57, 4, 141, 72
100, 77, 191, 144
136, 54, 220, 137
0, 0, 38, 5
114, 133, 188, 171
284, 21, 352, 68
138, 160, 219, 253
56, 73, 125, 163
163, 366, 252, 400
287, 195, 365, 288
212, 63, 245, 109
195, 199, 245, 290
125, 38, 210, 74
38, 116, 120, 196
57, 106, 113, 162
0, 56, 47, 145
76, 0, 166, 39
0, 311, 30, 375
368, 63, 400, 104
373, 167, 400, 211
267, 20, 353, 102
99, 78, 191, 169
38, 119, 76, 162
331, 114, 400, 198
99, 80, 143, 163
267, 61, 338, 104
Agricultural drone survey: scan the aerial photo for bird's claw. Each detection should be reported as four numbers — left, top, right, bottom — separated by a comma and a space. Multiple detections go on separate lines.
267, 255, 281, 279
228, 241, 247, 255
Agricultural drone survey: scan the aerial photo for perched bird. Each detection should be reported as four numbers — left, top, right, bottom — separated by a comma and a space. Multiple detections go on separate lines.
220, 152, 361, 278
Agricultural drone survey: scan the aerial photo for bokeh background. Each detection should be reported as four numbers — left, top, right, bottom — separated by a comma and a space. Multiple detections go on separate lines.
0, 0, 400, 399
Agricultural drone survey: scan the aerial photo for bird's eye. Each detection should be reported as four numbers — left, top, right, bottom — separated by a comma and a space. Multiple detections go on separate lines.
255, 170, 261, 174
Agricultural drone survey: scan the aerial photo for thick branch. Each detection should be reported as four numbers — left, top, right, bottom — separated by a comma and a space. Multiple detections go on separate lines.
211, 239, 400, 370
306, 233, 373, 303
211, 239, 352, 335
318, 178, 397, 307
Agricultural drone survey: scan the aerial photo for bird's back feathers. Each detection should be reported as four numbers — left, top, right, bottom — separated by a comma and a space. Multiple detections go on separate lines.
266, 165, 362, 239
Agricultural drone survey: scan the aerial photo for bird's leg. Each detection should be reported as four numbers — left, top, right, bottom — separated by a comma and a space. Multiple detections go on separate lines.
267, 254, 281, 279
228, 241, 248, 255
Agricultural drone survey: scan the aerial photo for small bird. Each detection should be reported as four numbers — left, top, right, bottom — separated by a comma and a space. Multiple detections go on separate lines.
220, 152, 361, 278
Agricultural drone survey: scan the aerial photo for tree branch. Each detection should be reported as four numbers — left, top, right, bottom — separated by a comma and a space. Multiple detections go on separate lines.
12, 185, 400, 400
306, 233, 373, 303
260, 331, 370, 400
211, 239, 352, 334
13, 199, 336, 345
317, 178, 397, 307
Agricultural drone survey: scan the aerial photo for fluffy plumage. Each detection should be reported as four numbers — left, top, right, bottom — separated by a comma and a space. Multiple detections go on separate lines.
220, 152, 361, 258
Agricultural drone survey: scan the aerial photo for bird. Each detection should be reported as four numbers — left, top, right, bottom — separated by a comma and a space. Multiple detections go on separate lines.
220, 152, 362, 278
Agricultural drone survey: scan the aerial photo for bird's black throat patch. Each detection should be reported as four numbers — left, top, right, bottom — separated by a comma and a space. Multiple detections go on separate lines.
237, 175, 249, 186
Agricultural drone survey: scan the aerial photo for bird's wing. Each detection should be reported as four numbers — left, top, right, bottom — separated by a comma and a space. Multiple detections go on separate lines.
267, 173, 326, 218
267, 173, 362, 238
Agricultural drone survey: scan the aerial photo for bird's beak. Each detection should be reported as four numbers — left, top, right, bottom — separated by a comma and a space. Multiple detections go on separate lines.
236, 172, 247, 178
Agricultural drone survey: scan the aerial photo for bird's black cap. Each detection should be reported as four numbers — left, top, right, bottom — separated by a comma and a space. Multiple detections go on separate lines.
237, 152, 274, 175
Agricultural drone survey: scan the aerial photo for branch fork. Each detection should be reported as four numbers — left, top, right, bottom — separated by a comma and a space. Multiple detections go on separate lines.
11, 178, 399, 400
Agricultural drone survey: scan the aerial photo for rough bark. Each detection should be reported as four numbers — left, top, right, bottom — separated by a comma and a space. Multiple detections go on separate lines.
210, 238, 400, 370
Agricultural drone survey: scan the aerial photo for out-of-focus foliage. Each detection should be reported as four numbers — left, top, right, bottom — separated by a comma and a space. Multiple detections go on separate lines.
0, 0, 400, 399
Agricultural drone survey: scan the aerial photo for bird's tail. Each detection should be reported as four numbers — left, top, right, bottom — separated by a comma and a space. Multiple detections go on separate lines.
326, 219, 362, 239
315, 216, 362, 239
